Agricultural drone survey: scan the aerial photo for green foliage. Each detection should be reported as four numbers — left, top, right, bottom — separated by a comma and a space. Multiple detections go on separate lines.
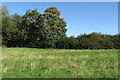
41, 7, 67, 48
112, 35, 120, 49
3, 7, 67, 48
45, 7, 60, 16
56, 37, 70, 49
56, 36, 78, 49
76, 32, 115, 49
2, 6, 119, 49
1, 6, 17, 46
20, 9, 41, 47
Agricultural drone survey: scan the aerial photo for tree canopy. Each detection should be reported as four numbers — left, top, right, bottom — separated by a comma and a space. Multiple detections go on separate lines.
1, 6, 120, 49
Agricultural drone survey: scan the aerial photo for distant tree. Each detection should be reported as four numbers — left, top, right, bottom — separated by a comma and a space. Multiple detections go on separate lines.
1, 6, 17, 46
9, 14, 27, 47
56, 37, 69, 49
77, 32, 114, 49
88, 32, 102, 49
112, 35, 120, 49
77, 34, 90, 49
68, 36, 78, 49
19, 9, 42, 47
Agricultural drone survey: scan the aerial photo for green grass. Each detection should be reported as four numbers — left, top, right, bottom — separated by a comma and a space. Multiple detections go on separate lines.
2, 48, 118, 78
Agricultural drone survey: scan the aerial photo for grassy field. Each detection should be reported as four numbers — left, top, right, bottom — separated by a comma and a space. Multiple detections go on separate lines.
2, 48, 118, 78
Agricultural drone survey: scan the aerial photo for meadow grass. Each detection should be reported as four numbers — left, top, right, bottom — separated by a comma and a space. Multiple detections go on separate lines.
2, 48, 118, 78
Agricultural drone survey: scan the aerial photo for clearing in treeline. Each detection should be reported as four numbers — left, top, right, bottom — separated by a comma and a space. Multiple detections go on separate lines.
2, 48, 118, 78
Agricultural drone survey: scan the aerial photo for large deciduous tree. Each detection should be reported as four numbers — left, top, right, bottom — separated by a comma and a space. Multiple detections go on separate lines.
20, 9, 42, 47
12, 7, 67, 48
39, 7, 67, 48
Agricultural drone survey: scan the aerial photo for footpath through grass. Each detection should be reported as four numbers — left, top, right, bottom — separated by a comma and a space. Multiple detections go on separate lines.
2, 48, 118, 78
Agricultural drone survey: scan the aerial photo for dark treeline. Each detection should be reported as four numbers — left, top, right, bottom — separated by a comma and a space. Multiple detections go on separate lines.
56, 33, 120, 49
1, 6, 120, 49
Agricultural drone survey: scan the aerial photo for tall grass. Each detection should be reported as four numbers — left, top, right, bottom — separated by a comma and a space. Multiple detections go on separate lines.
2, 48, 118, 78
